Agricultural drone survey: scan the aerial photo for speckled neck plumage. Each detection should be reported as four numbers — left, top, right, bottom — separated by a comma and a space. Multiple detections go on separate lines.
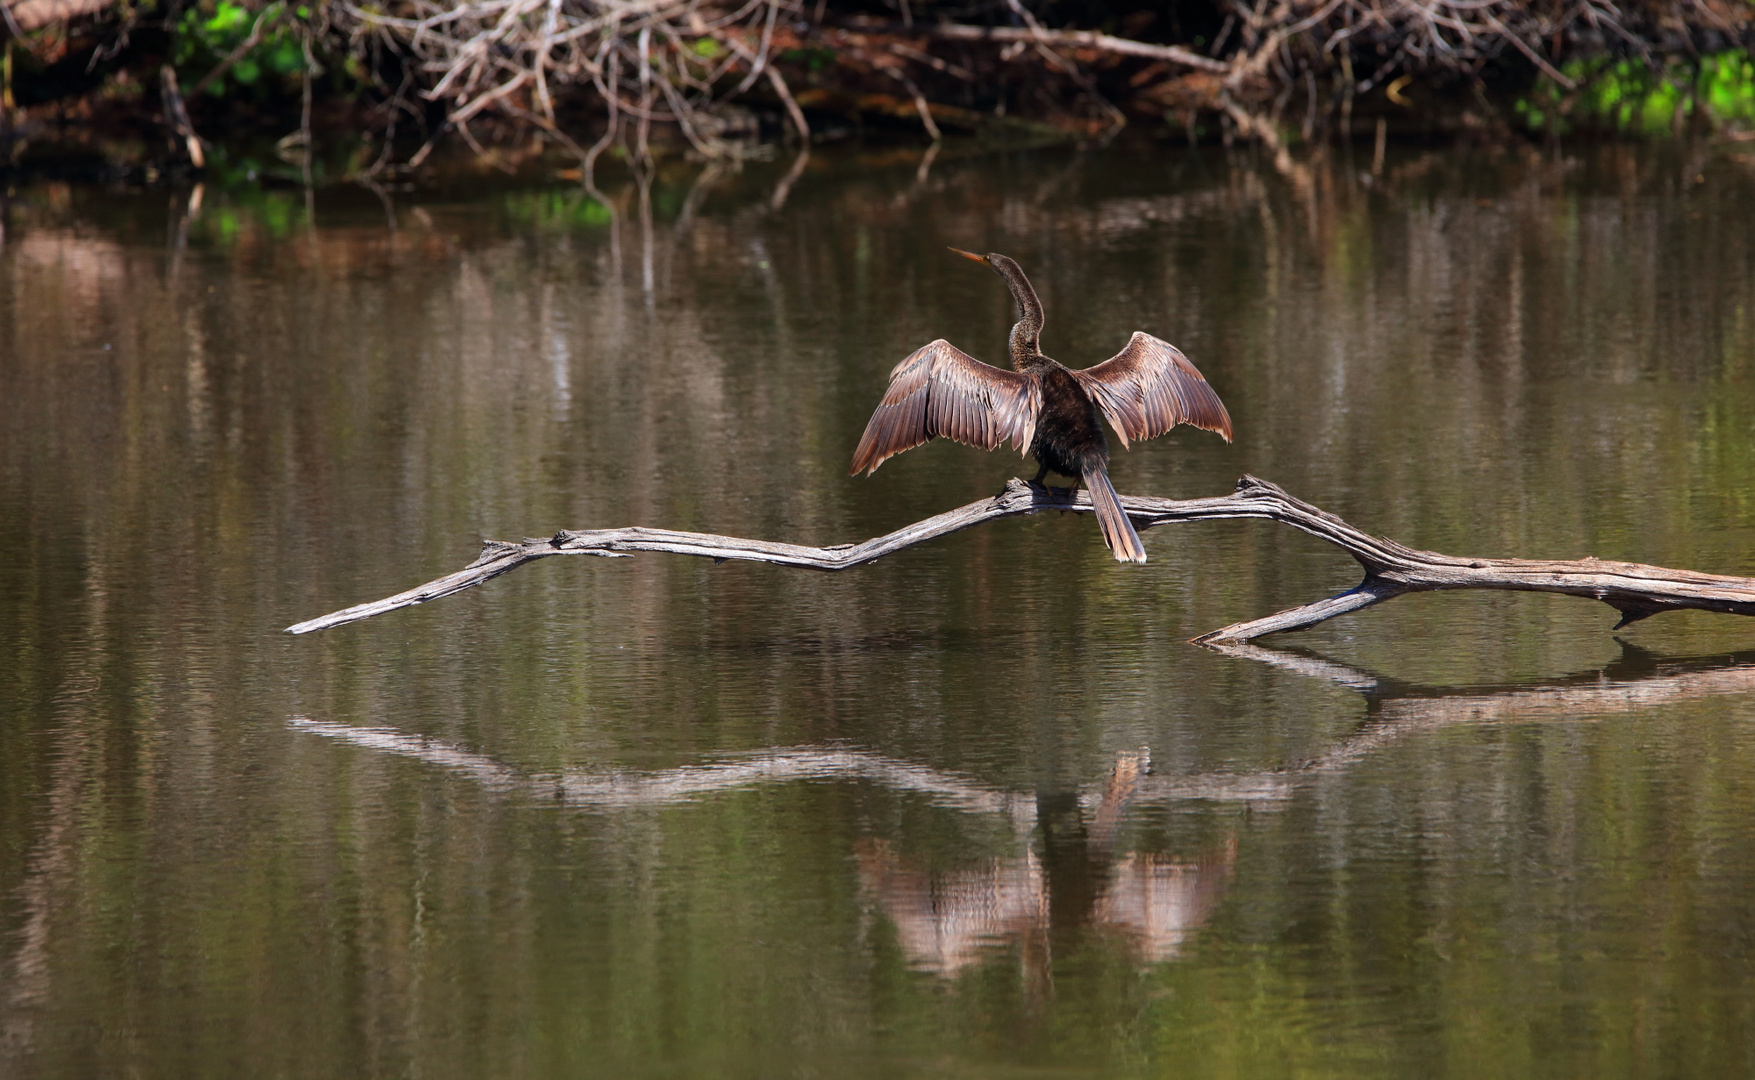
985, 254, 1047, 371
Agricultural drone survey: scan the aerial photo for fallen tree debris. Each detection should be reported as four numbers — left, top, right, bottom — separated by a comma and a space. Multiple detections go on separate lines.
5, 1, 1751, 169
285, 476, 1755, 644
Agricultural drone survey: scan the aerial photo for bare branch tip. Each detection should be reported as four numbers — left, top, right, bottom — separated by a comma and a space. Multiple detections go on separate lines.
285, 479, 1755, 643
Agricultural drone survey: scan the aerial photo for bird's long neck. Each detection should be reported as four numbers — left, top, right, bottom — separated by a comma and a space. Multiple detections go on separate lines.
990, 257, 1046, 371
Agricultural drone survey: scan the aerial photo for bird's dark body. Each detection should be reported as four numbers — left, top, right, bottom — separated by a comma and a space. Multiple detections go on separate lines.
849, 248, 1233, 562
1029, 362, 1110, 483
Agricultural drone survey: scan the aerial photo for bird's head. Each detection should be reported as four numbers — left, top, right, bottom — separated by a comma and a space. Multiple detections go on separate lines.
948, 248, 1035, 295
949, 247, 1043, 360
948, 247, 1022, 277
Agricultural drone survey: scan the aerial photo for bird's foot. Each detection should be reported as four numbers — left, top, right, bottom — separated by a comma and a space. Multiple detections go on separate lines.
1017, 478, 1078, 504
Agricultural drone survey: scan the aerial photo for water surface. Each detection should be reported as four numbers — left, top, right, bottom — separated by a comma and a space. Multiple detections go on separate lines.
4, 139, 1755, 1078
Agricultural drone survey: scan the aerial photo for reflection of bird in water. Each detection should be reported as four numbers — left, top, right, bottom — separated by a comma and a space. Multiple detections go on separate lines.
855, 751, 1238, 977
850, 249, 1233, 562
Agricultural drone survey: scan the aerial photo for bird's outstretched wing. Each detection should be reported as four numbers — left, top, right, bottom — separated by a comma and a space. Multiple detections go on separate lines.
1070, 332, 1233, 448
849, 340, 1041, 476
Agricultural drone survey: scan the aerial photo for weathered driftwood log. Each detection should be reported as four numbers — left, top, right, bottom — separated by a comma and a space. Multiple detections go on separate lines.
284, 475, 1755, 642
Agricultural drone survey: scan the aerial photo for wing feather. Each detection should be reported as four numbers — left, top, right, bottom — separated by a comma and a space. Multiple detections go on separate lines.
1070, 331, 1233, 447
849, 340, 1041, 475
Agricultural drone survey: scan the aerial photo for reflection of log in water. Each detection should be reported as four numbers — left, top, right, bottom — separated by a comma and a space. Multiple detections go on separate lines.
284, 719, 1037, 819
287, 476, 1755, 644
290, 642, 1755, 813
1151, 640, 1755, 802
286, 720, 1238, 971
286, 641, 1755, 977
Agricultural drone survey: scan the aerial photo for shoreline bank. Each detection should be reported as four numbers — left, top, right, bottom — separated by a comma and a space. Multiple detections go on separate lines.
2, 1, 1752, 181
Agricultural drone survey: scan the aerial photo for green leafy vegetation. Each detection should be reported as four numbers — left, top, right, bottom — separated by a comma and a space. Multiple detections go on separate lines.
1518, 51, 1755, 134
171, 1, 307, 96
778, 46, 836, 73
504, 189, 616, 231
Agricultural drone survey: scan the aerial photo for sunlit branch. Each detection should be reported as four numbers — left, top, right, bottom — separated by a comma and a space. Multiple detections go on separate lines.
285, 475, 1755, 643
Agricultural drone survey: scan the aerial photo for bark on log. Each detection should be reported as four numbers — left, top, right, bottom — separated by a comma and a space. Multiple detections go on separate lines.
284, 475, 1755, 643
921, 23, 1231, 76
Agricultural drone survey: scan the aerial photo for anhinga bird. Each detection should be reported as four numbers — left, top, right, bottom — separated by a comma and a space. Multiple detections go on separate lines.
849, 249, 1233, 563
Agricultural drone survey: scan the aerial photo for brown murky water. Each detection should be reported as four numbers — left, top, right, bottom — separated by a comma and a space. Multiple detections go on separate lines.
4, 139, 1755, 1078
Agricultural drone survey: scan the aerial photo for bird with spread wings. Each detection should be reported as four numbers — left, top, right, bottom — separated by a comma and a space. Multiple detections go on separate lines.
850, 249, 1233, 563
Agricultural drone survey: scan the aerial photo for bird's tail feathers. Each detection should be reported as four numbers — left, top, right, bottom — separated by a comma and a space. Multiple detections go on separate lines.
1084, 467, 1147, 564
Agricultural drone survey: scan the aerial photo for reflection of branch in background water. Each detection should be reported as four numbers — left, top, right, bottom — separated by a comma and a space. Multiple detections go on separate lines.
291, 642, 1755, 975
854, 642, 1755, 972
328, 649, 1755, 1003
289, 719, 1233, 971
1164, 640, 1755, 802
287, 717, 1036, 820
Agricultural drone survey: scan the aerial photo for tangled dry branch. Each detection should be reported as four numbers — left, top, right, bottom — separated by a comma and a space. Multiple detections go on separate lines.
320, 0, 1748, 159
337, 0, 817, 164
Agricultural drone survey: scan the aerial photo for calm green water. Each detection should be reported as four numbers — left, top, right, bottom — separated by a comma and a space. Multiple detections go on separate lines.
3, 140, 1755, 1078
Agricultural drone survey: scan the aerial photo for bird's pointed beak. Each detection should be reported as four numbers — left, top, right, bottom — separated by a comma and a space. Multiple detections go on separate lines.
947, 247, 989, 264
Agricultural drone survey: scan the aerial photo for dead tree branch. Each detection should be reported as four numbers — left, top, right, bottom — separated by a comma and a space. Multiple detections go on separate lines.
14, 0, 1755, 165
158, 64, 206, 168
924, 22, 1230, 76
285, 475, 1755, 643
322, 0, 1640, 162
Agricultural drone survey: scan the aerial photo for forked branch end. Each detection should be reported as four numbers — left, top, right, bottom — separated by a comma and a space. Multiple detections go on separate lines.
285, 476, 1755, 643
